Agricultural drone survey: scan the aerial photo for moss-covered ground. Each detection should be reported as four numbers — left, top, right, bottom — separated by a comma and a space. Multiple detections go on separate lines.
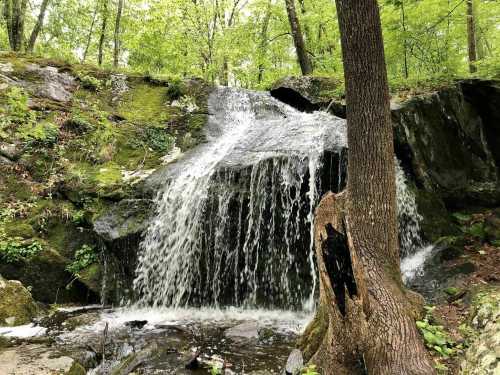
0, 53, 210, 303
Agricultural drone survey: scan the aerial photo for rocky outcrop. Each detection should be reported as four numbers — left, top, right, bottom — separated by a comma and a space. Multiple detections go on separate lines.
460, 287, 500, 374
0, 274, 38, 326
271, 77, 500, 242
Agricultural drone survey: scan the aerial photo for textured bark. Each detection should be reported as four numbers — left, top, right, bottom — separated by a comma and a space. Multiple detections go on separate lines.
27, 0, 50, 53
98, 0, 109, 66
113, 0, 124, 68
466, 0, 477, 73
257, 0, 272, 84
284, 0, 312, 75
3, 0, 27, 51
300, 1, 435, 374
82, 3, 99, 64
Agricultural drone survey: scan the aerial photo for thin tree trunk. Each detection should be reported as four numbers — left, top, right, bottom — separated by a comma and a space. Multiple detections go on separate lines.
466, 0, 477, 73
401, 1, 409, 79
257, 0, 272, 84
299, 1, 435, 374
284, 0, 312, 75
113, 0, 124, 68
98, 0, 109, 66
27, 0, 50, 53
82, 3, 99, 64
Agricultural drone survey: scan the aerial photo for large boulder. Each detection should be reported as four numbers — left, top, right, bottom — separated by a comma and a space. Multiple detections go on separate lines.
0, 274, 38, 326
392, 85, 499, 208
0, 247, 92, 304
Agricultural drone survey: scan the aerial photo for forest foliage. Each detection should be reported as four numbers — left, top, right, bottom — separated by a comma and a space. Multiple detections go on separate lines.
1, 0, 499, 90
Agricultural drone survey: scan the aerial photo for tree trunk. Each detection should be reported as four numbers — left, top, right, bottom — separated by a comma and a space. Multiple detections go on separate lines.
98, 0, 109, 66
284, 0, 312, 75
113, 0, 124, 68
82, 3, 99, 64
27, 0, 50, 53
257, 0, 272, 84
3, 0, 27, 51
401, 1, 409, 79
466, 0, 477, 73
299, 1, 435, 374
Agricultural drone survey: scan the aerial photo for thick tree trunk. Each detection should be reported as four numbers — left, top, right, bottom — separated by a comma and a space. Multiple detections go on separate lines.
3, 0, 27, 51
113, 0, 124, 68
300, 1, 435, 374
27, 0, 50, 53
284, 0, 312, 75
98, 0, 109, 66
466, 0, 477, 73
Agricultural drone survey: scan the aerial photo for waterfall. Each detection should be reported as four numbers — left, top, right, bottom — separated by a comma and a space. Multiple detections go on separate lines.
134, 87, 428, 310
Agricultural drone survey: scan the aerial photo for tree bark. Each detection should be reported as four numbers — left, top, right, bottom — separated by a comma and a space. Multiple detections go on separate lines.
466, 0, 477, 73
27, 0, 50, 53
284, 0, 312, 75
113, 0, 124, 68
3, 0, 27, 51
98, 0, 109, 66
300, 1, 435, 374
82, 3, 99, 64
257, 0, 272, 84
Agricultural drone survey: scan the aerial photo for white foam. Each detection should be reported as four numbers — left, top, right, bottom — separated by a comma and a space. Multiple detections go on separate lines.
400, 245, 435, 282
0, 324, 47, 338
68, 307, 312, 335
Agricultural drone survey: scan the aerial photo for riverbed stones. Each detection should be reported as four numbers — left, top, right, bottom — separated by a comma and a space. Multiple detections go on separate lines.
0, 343, 74, 374
0, 275, 38, 326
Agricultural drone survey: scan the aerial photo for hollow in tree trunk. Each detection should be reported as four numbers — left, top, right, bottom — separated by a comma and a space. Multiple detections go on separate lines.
284, 0, 312, 76
299, 1, 435, 374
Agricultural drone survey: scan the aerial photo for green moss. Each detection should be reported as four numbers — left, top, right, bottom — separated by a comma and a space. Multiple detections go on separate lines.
66, 361, 86, 375
3, 221, 35, 239
117, 84, 169, 124
77, 263, 101, 294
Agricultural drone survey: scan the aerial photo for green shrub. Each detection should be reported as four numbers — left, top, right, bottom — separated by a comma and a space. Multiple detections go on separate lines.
0, 239, 43, 263
143, 127, 175, 153
166, 80, 184, 100
416, 306, 458, 358
17, 121, 59, 146
79, 75, 102, 91
66, 244, 97, 275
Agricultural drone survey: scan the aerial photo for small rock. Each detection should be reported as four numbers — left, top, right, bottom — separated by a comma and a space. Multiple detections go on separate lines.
0, 142, 23, 160
225, 321, 259, 340
125, 320, 148, 329
285, 349, 303, 375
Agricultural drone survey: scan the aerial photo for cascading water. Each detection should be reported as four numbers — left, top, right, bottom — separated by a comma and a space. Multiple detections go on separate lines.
134, 87, 429, 310
134, 88, 346, 309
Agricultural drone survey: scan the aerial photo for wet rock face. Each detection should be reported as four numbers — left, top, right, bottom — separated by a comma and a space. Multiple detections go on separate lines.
461, 287, 500, 374
0, 275, 38, 326
93, 199, 152, 242
392, 85, 499, 208
272, 77, 500, 211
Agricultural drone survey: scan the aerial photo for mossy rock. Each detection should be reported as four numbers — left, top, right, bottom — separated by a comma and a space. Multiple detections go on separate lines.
66, 361, 86, 375
0, 246, 92, 303
0, 274, 38, 326
77, 263, 102, 294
